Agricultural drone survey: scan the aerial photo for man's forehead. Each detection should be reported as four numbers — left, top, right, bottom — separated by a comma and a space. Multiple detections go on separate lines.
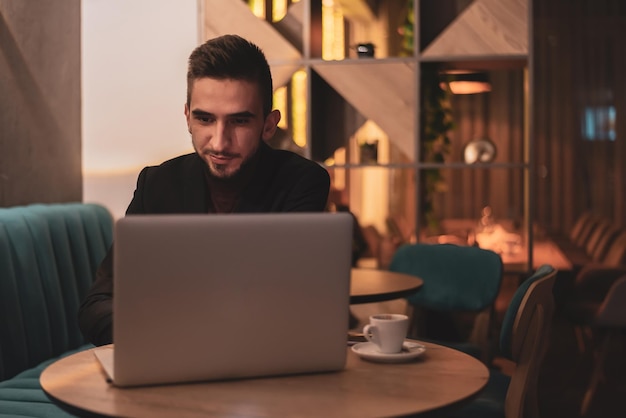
189, 77, 263, 113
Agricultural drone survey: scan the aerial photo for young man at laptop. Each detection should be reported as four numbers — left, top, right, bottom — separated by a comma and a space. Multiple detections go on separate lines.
78, 34, 331, 347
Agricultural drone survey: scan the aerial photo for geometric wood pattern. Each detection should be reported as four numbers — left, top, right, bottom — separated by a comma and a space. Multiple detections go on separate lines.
422, 0, 528, 59
336, 0, 375, 22
201, 0, 302, 88
312, 61, 416, 160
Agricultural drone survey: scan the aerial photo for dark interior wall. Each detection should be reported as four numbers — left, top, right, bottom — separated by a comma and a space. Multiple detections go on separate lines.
432, 68, 526, 223
533, 0, 626, 231
429, 0, 626, 235
0, 0, 82, 206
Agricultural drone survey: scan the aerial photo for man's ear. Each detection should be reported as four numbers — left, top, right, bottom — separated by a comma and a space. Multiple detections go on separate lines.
184, 103, 191, 133
261, 109, 281, 140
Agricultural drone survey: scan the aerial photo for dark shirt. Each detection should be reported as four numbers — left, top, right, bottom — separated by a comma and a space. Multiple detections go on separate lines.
78, 142, 330, 346
203, 142, 261, 213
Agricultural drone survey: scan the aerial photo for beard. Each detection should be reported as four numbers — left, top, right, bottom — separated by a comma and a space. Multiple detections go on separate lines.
194, 140, 261, 181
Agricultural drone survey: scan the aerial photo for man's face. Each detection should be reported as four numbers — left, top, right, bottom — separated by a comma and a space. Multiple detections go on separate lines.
185, 77, 280, 179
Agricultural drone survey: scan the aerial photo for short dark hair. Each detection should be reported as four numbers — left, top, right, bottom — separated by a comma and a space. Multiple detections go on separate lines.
186, 34, 273, 116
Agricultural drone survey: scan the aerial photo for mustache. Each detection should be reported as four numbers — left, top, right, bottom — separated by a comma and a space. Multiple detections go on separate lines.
202, 149, 240, 159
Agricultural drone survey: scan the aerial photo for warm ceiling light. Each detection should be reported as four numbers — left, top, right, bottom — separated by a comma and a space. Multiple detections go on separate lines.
440, 71, 491, 94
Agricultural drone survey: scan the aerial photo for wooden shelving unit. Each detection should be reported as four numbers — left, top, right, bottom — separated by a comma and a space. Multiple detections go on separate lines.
200, 0, 534, 271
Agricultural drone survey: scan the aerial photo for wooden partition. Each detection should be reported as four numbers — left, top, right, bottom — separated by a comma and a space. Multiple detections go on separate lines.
0, 1, 82, 206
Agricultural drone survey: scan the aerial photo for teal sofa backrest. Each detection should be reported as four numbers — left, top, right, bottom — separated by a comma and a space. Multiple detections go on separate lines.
0, 203, 113, 381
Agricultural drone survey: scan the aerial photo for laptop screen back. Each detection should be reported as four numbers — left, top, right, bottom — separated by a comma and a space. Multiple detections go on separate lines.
111, 212, 353, 387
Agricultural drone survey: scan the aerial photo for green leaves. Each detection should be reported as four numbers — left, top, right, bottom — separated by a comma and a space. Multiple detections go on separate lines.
420, 63, 455, 232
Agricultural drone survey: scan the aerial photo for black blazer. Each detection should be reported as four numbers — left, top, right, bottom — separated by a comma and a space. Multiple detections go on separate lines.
78, 142, 330, 346
126, 142, 330, 214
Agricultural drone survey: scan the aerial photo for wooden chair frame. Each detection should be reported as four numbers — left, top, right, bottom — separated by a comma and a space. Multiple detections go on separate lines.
505, 269, 557, 418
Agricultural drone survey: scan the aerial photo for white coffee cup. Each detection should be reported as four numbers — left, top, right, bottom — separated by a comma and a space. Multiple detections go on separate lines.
362, 314, 409, 354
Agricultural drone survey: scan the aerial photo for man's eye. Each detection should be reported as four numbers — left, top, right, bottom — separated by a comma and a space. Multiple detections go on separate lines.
195, 115, 213, 123
231, 118, 250, 125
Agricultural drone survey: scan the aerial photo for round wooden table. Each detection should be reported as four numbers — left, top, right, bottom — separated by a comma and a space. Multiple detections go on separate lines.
350, 268, 423, 304
41, 342, 488, 418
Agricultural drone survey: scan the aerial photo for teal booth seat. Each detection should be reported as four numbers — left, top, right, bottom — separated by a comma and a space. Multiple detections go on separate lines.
0, 203, 113, 417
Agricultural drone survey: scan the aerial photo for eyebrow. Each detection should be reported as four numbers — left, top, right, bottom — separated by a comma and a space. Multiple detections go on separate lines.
191, 109, 257, 118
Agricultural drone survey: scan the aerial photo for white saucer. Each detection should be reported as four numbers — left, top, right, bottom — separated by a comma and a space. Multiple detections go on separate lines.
351, 341, 426, 363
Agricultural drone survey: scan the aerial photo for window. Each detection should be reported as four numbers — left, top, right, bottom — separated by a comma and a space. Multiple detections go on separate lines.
582, 105, 616, 141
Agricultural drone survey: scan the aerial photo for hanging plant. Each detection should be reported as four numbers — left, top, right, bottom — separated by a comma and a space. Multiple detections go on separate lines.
420, 63, 455, 232
399, 0, 454, 233
398, 0, 414, 57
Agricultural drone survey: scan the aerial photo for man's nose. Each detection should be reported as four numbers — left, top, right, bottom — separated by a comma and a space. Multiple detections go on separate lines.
210, 122, 231, 151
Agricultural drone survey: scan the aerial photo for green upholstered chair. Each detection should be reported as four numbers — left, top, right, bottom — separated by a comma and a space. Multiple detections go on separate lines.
450, 264, 557, 418
0, 203, 113, 416
388, 243, 503, 361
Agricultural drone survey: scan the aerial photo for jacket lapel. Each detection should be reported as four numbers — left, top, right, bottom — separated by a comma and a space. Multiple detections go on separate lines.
182, 154, 209, 213
235, 142, 274, 213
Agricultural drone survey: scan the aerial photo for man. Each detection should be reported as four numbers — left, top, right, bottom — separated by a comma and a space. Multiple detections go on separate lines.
78, 34, 330, 346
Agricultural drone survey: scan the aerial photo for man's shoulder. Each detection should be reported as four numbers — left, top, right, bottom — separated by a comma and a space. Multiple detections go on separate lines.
142, 153, 201, 174
241, 144, 330, 212
262, 144, 326, 175
137, 153, 205, 190
153, 153, 199, 168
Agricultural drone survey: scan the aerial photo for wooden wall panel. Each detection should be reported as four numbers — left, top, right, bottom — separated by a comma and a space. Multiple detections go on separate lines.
433, 69, 525, 224
0, 0, 82, 206
533, 0, 626, 233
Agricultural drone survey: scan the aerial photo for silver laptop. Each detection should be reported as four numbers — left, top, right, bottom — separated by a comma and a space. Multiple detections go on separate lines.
94, 212, 353, 387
